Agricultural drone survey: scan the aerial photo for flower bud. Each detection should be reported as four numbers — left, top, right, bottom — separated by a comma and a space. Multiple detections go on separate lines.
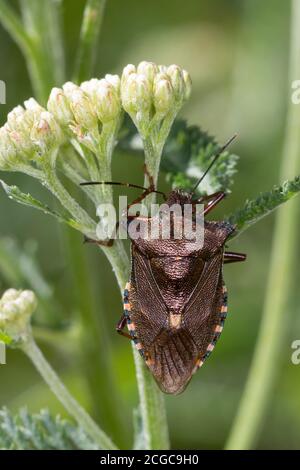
95, 79, 121, 122
182, 69, 192, 100
80, 78, 98, 95
121, 72, 152, 115
153, 73, 174, 116
0, 127, 18, 169
63, 82, 97, 130
0, 289, 37, 345
31, 111, 64, 152
6, 106, 25, 130
105, 74, 120, 92
8, 125, 35, 159
137, 61, 158, 84
47, 87, 73, 126
121, 64, 136, 86
82, 78, 121, 123
24, 98, 44, 122
7, 104, 39, 138
167, 65, 185, 101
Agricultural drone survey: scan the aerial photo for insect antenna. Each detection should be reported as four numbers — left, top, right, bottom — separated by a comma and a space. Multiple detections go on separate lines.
80, 180, 167, 199
190, 133, 237, 195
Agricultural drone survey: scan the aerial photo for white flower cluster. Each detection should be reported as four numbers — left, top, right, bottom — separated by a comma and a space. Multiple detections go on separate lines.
0, 99, 63, 170
0, 289, 37, 344
47, 76, 122, 151
120, 62, 191, 135
0, 63, 192, 170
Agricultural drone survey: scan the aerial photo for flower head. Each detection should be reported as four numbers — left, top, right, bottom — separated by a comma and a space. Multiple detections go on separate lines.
0, 289, 37, 345
120, 61, 192, 136
81, 77, 122, 123
47, 79, 122, 153
0, 96, 65, 171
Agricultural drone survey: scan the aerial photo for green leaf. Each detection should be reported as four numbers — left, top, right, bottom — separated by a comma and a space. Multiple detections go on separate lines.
0, 407, 100, 450
0, 180, 82, 231
227, 176, 300, 238
162, 121, 238, 195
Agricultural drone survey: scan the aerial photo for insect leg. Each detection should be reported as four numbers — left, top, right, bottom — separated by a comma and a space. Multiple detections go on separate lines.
127, 164, 166, 213
224, 251, 247, 264
116, 315, 132, 340
83, 221, 120, 248
192, 191, 226, 215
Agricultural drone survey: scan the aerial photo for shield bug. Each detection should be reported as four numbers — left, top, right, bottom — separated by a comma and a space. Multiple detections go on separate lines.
81, 134, 246, 394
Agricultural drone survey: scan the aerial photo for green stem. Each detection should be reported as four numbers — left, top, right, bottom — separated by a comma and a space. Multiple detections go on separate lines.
225, 0, 300, 450
73, 0, 107, 83
42, 153, 96, 236
21, 337, 118, 450
132, 349, 169, 449
44, 0, 66, 85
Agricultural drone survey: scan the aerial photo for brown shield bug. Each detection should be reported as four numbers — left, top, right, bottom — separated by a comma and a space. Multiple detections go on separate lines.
81, 134, 246, 394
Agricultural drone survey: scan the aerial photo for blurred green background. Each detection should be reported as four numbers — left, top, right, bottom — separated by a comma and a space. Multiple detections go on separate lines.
0, 0, 299, 450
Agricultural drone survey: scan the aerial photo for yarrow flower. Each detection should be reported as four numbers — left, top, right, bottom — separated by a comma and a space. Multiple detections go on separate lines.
0, 99, 63, 172
120, 61, 191, 137
0, 63, 192, 238
47, 77, 122, 152
0, 289, 37, 345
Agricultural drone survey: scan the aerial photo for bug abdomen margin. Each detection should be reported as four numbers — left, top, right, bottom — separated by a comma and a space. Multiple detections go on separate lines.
123, 282, 147, 360
192, 283, 228, 374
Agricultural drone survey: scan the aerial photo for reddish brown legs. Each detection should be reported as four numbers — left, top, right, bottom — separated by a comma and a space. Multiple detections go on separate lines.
116, 315, 131, 339
192, 191, 226, 216
84, 235, 115, 247
126, 164, 166, 212
224, 251, 247, 264
84, 165, 163, 247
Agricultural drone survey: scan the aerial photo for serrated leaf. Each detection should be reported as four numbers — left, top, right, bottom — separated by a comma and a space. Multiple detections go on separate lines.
0, 407, 100, 450
227, 175, 300, 238
163, 121, 238, 195
0, 180, 81, 231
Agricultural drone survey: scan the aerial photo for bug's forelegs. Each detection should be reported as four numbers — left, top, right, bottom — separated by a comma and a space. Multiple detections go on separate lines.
224, 251, 247, 264
84, 235, 114, 247
116, 315, 132, 340
83, 221, 120, 247
193, 191, 226, 215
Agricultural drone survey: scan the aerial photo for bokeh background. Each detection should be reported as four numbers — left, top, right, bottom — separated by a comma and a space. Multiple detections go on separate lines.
0, 0, 299, 449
